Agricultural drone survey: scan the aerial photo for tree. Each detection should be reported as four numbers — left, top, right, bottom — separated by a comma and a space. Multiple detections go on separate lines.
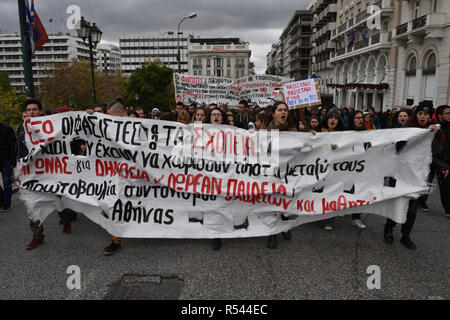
0, 87, 24, 128
0, 71, 13, 92
124, 61, 174, 112
37, 60, 127, 110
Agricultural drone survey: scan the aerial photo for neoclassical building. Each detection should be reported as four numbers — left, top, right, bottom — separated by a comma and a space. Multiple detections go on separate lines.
320, 0, 449, 110
392, 0, 450, 107
329, 0, 399, 110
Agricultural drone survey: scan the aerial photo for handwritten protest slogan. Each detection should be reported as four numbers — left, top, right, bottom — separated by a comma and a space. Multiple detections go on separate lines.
283, 79, 320, 109
173, 74, 289, 107
17, 112, 435, 238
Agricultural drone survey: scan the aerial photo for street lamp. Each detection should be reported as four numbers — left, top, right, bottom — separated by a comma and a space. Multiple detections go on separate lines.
135, 94, 139, 108
177, 12, 197, 73
76, 17, 102, 104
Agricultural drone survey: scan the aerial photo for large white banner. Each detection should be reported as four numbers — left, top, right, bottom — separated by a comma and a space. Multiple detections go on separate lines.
173, 73, 289, 107
17, 112, 435, 238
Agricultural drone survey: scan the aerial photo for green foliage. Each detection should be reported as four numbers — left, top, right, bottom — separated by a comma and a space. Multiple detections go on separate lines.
124, 61, 174, 112
0, 86, 24, 128
0, 71, 13, 92
37, 59, 127, 110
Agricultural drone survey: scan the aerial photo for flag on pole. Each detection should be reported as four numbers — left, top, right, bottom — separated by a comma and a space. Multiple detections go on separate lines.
25, 0, 48, 58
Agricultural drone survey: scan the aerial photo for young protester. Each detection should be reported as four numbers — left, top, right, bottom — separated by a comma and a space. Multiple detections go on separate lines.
128, 110, 139, 118
192, 106, 208, 123
177, 109, 191, 125
266, 101, 298, 249
305, 115, 321, 132
435, 105, 450, 218
234, 100, 254, 129
102, 98, 129, 256
0, 121, 16, 211
363, 112, 375, 130
346, 111, 367, 229
315, 108, 345, 231
22, 99, 74, 250
383, 104, 439, 250
389, 109, 410, 128
206, 107, 229, 251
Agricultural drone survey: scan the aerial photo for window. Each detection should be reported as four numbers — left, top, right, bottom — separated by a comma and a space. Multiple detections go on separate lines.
423, 52, 436, 100
405, 56, 417, 100
431, 0, 437, 13
207, 58, 211, 67
227, 58, 231, 67
413, 0, 420, 19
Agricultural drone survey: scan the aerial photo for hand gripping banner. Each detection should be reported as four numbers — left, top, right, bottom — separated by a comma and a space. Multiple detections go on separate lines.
17, 112, 435, 238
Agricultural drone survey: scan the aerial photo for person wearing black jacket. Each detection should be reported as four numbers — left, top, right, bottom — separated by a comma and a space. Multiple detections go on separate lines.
383, 105, 440, 250
435, 105, 450, 218
234, 100, 254, 129
0, 122, 17, 211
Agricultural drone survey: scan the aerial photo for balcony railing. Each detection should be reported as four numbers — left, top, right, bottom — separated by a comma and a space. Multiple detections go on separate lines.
356, 11, 369, 24
371, 32, 380, 45
354, 38, 369, 50
396, 23, 408, 35
412, 15, 427, 30
338, 23, 347, 34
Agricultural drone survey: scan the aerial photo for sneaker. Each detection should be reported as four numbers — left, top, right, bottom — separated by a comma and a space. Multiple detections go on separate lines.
63, 223, 72, 234
352, 219, 367, 229
419, 203, 429, 212
25, 238, 44, 250
1, 203, 11, 211
212, 238, 222, 251
267, 235, 277, 249
282, 230, 291, 241
400, 236, 417, 250
383, 226, 394, 243
103, 241, 121, 256
324, 224, 333, 231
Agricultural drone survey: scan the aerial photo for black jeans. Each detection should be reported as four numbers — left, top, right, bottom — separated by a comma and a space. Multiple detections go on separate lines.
438, 174, 450, 214
385, 200, 417, 238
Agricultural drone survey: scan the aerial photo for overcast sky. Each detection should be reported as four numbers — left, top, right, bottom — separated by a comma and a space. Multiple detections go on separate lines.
0, 0, 311, 74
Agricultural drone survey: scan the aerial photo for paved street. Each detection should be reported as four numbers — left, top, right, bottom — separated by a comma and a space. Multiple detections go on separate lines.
0, 188, 449, 300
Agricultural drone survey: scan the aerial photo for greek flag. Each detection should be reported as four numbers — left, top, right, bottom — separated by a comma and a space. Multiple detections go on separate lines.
25, 0, 48, 58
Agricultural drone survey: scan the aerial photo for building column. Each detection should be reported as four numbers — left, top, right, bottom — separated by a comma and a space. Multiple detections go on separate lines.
363, 92, 368, 108
372, 93, 377, 110
414, 68, 423, 105
355, 91, 361, 110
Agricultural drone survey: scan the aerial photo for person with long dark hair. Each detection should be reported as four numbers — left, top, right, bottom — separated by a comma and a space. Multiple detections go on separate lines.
266, 101, 298, 249
346, 111, 367, 229
383, 104, 440, 250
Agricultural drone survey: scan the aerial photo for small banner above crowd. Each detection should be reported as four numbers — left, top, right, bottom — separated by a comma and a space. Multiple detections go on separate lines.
16, 112, 436, 238
173, 73, 289, 107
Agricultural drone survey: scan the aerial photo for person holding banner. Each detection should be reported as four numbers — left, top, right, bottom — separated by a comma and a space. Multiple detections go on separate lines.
314, 107, 345, 231
22, 99, 74, 250
266, 101, 298, 249
103, 98, 129, 256
383, 105, 440, 250
205, 107, 230, 250
346, 111, 367, 229
435, 105, 450, 218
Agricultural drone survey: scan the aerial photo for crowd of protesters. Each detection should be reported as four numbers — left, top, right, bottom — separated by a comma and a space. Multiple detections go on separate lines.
0, 97, 449, 255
